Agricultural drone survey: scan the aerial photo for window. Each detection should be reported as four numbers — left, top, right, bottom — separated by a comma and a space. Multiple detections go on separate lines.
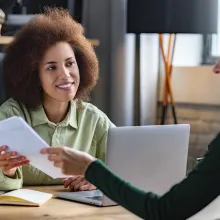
203, 0, 220, 64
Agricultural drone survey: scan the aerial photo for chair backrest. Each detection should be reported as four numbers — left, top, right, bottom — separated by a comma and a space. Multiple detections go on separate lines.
0, 53, 6, 105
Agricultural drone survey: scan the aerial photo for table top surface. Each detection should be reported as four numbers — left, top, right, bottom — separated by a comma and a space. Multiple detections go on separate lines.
0, 185, 139, 220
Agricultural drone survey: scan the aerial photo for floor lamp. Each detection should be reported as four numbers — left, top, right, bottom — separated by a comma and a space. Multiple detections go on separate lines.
127, 0, 218, 125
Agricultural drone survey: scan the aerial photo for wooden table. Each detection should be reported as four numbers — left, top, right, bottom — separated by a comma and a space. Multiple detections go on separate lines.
0, 186, 139, 220
0, 36, 100, 46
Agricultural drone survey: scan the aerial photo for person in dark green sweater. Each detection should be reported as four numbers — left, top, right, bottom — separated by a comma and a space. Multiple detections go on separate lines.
40, 132, 220, 220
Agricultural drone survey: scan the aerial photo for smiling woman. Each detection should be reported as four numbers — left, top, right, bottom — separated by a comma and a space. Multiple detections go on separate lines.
38, 42, 80, 123
0, 7, 115, 191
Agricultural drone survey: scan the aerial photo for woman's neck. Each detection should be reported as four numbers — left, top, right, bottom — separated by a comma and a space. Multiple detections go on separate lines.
42, 98, 70, 124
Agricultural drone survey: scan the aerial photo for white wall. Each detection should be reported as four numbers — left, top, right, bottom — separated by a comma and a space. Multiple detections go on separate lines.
140, 34, 159, 125
161, 34, 203, 66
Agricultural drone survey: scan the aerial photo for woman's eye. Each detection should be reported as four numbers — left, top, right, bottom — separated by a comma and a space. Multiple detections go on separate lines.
47, 65, 56, 71
66, 61, 74, 67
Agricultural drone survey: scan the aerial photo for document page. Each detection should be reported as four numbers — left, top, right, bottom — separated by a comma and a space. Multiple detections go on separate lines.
0, 116, 71, 179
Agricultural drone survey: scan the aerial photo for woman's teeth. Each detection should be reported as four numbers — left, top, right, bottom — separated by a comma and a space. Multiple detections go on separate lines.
57, 83, 72, 89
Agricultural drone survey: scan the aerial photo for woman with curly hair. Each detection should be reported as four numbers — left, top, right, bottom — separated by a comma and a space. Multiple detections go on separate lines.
0, 7, 114, 191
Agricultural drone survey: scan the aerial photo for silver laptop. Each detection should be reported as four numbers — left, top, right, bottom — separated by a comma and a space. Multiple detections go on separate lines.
55, 124, 190, 206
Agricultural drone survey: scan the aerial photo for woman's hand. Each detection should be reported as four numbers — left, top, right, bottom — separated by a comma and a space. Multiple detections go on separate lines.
213, 59, 220, 74
63, 176, 96, 191
40, 146, 96, 176
0, 145, 29, 177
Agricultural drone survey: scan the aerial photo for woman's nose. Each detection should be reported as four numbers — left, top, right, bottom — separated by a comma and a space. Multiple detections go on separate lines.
60, 67, 71, 77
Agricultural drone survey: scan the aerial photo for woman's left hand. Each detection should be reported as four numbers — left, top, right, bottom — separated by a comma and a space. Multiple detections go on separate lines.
63, 176, 96, 191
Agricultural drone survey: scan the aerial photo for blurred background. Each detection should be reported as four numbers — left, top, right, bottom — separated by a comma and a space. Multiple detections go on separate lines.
0, 0, 219, 171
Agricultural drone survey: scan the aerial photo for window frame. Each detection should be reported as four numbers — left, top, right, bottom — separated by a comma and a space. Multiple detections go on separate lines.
203, 0, 220, 65
203, 34, 219, 65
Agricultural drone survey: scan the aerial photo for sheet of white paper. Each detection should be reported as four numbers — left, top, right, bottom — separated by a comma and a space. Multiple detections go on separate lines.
0, 116, 71, 179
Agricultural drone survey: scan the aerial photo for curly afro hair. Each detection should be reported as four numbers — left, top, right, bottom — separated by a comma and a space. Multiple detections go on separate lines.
3, 7, 99, 109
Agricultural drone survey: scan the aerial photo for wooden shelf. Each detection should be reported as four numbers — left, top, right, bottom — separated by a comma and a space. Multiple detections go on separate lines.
0, 36, 12, 44
0, 36, 100, 46
88, 39, 100, 47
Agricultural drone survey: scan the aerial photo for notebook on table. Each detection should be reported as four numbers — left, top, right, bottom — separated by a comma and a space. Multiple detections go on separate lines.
0, 189, 52, 206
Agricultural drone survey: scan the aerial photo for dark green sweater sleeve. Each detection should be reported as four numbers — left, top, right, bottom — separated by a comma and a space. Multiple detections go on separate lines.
85, 132, 220, 220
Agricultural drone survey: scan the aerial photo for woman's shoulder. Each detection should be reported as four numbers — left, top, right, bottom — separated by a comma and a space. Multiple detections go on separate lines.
75, 100, 115, 127
78, 101, 107, 116
0, 98, 21, 111
0, 98, 23, 119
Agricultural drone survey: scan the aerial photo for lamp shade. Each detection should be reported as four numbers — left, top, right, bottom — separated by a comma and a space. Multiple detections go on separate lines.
127, 0, 218, 34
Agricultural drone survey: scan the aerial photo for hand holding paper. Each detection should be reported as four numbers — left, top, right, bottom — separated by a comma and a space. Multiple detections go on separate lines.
0, 116, 71, 179
0, 145, 29, 177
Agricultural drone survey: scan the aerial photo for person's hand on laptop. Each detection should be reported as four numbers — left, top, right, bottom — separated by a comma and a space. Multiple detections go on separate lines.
63, 176, 96, 191
40, 146, 96, 176
0, 145, 29, 177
